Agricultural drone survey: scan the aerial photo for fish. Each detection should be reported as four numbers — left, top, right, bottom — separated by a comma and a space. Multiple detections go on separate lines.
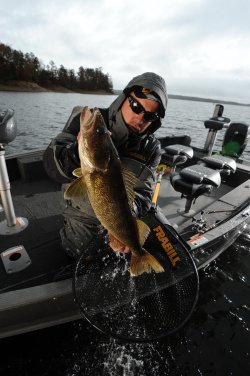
64, 106, 164, 276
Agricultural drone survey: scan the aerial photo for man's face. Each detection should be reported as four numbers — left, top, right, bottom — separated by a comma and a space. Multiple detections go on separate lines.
121, 91, 160, 134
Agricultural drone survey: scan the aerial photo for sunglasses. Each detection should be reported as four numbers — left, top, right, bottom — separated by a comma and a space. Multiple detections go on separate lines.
128, 95, 159, 123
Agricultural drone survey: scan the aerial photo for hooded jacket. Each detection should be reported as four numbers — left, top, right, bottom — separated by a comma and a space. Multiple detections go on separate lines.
43, 72, 168, 216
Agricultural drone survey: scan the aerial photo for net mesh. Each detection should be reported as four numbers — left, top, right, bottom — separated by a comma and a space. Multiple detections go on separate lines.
73, 218, 199, 341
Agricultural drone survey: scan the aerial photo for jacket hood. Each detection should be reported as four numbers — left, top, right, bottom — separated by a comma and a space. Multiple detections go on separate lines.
108, 72, 167, 137
123, 72, 168, 118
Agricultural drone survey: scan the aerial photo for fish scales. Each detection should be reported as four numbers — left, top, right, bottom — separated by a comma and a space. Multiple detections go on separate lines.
86, 162, 143, 255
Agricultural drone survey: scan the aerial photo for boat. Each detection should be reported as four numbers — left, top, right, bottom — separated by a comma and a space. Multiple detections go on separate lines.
0, 104, 250, 339
158, 104, 250, 270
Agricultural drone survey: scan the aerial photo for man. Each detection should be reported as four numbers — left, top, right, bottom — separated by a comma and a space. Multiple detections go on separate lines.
43, 72, 168, 259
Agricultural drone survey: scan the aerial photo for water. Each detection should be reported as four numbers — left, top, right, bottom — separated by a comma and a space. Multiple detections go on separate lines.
0, 92, 250, 375
0, 92, 117, 156
0, 91, 250, 159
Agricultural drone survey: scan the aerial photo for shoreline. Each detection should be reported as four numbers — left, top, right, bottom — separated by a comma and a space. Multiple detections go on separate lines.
0, 81, 113, 95
0, 81, 249, 107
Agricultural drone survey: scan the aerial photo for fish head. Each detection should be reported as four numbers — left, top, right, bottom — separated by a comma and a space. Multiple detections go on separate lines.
79, 106, 112, 171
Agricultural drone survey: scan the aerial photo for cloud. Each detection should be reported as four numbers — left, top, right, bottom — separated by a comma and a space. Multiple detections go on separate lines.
0, 0, 249, 103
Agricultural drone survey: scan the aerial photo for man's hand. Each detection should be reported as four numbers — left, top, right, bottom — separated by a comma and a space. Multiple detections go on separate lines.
108, 233, 130, 254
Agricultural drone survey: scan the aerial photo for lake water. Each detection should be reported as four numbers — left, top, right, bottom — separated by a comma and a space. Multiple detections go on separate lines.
0, 91, 250, 376
0, 91, 250, 160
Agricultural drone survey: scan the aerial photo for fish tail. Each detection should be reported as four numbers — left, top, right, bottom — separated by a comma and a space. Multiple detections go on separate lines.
130, 249, 164, 277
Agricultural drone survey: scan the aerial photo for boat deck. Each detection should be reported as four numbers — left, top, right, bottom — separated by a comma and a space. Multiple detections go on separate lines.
0, 176, 73, 291
1, 147, 250, 338
0, 157, 80, 339
158, 174, 232, 227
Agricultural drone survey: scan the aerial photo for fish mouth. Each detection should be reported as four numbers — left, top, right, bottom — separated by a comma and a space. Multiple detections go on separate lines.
79, 107, 111, 172
81, 107, 100, 133
81, 107, 111, 139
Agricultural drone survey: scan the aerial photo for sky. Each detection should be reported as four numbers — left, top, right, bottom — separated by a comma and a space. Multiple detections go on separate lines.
1, 0, 250, 103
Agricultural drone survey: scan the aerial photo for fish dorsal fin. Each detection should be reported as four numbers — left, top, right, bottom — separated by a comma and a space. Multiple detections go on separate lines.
72, 167, 83, 178
122, 167, 138, 209
64, 176, 87, 199
136, 218, 151, 246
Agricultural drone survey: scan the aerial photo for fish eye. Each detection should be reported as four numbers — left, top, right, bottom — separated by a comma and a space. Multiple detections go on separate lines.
96, 127, 105, 134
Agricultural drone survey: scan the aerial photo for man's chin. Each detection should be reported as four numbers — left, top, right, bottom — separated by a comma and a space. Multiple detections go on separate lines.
127, 124, 141, 134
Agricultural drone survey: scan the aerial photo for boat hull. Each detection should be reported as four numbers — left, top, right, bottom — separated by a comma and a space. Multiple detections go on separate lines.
1, 139, 250, 338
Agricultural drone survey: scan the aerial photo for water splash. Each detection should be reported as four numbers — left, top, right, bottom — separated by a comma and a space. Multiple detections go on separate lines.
80, 338, 173, 376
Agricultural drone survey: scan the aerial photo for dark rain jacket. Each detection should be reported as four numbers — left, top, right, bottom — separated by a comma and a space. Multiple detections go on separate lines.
43, 72, 168, 216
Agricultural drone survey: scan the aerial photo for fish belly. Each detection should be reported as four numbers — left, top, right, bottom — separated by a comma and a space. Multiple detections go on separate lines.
86, 172, 139, 251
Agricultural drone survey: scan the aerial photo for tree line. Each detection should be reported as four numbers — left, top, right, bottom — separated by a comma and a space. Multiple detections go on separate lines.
0, 42, 113, 92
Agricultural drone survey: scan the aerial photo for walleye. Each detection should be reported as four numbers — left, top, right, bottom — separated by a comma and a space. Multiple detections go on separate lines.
64, 106, 164, 276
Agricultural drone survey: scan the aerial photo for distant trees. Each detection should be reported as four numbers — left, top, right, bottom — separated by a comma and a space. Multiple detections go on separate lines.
0, 42, 113, 93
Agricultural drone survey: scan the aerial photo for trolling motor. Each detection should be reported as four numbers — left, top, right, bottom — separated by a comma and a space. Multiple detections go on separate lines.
0, 108, 28, 235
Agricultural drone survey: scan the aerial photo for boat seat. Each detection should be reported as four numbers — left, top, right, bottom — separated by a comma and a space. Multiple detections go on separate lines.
161, 144, 194, 171
201, 155, 236, 177
170, 165, 221, 217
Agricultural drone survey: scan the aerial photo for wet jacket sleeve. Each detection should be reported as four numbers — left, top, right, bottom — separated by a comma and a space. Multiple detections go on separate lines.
43, 107, 82, 183
134, 140, 161, 217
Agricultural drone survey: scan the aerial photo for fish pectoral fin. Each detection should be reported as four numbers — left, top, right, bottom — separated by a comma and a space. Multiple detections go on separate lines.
130, 251, 164, 276
136, 219, 151, 246
72, 167, 83, 177
64, 177, 87, 199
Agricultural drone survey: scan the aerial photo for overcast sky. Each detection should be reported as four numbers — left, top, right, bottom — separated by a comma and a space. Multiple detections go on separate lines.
1, 0, 249, 103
